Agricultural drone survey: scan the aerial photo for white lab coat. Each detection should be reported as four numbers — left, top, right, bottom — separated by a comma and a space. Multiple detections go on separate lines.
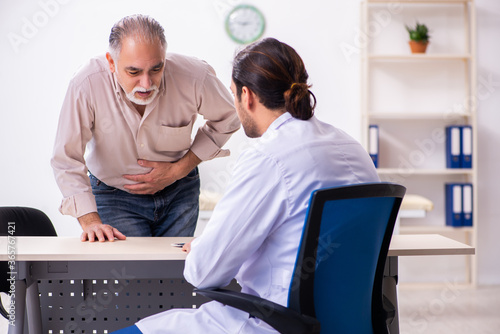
136, 113, 380, 333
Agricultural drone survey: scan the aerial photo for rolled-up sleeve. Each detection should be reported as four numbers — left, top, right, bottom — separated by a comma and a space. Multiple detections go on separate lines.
51, 77, 96, 218
190, 66, 240, 161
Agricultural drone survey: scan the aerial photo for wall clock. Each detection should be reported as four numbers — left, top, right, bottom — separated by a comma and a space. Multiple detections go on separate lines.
225, 4, 266, 44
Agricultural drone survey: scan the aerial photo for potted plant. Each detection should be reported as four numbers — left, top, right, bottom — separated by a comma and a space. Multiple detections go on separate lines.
406, 22, 430, 53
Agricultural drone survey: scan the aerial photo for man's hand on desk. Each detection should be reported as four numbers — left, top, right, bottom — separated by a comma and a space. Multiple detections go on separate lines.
78, 212, 126, 242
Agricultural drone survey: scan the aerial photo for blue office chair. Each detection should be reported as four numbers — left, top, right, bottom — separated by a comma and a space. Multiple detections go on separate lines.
195, 182, 406, 334
0, 206, 58, 319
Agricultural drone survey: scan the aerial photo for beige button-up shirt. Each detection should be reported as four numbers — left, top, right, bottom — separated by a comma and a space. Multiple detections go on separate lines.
51, 53, 239, 218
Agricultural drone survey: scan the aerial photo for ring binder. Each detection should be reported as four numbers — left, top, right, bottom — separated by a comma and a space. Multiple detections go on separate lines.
369, 125, 379, 168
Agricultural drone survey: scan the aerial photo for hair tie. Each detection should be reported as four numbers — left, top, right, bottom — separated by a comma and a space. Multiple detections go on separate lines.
291, 83, 299, 89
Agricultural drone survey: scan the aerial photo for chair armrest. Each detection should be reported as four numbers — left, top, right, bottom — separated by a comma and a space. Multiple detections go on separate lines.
0, 299, 8, 319
195, 288, 320, 334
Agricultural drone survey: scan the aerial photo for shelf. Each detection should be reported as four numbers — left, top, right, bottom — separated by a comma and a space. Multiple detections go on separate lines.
366, 112, 472, 120
362, 0, 477, 285
376, 168, 474, 175
399, 225, 474, 235
400, 209, 427, 218
367, 0, 472, 3
367, 54, 471, 61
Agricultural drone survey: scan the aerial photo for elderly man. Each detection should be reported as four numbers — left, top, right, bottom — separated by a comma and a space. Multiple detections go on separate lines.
51, 15, 239, 242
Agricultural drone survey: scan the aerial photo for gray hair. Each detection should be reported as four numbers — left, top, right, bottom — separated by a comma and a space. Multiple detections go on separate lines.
108, 14, 167, 60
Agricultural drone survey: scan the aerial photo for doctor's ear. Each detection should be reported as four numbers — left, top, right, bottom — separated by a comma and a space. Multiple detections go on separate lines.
241, 86, 256, 110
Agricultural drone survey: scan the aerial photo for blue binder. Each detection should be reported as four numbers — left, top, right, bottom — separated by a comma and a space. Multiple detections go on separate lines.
445, 183, 463, 227
369, 125, 379, 168
446, 126, 461, 168
461, 126, 472, 169
462, 183, 473, 226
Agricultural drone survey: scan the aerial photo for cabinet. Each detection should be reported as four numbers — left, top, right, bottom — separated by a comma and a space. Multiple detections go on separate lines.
360, 0, 477, 284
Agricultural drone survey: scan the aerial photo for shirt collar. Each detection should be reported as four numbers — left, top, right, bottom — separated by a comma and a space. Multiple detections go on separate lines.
259, 112, 294, 142
268, 112, 293, 131
112, 72, 123, 98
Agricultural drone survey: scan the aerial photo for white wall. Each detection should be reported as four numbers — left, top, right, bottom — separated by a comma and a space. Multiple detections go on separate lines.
0, 0, 498, 285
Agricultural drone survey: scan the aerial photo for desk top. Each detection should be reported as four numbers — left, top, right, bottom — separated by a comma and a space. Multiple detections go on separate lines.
0, 234, 474, 261
387, 234, 474, 256
0, 237, 193, 261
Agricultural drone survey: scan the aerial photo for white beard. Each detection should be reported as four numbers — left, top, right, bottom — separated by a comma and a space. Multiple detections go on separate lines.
124, 85, 159, 105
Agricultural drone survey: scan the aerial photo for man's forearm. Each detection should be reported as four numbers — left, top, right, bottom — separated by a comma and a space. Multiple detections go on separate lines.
78, 212, 102, 229
176, 150, 202, 177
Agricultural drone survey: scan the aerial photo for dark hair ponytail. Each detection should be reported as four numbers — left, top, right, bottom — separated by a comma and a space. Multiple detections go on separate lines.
284, 82, 316, 120
232, 38, 316, 120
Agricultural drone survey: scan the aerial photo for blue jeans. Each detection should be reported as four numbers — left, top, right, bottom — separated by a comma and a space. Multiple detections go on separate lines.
89, 168, 200, 237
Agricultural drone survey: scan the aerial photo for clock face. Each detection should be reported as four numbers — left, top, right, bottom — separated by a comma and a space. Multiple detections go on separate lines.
225, 5, 265, 44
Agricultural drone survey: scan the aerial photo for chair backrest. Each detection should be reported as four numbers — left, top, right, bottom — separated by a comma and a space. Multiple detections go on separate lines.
0, 207, 57, 294
0, 207, 57, 237
288, 183, 405, 334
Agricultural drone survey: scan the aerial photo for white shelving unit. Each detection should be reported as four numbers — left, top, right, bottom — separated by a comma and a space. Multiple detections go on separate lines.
361, 0, 477, 285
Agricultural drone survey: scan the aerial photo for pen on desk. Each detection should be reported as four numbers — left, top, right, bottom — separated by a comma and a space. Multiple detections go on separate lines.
171, 242, 185, 248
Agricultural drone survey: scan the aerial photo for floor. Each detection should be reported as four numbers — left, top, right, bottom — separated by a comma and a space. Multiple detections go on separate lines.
1, 285, 499, 333
398, 285, 500, 334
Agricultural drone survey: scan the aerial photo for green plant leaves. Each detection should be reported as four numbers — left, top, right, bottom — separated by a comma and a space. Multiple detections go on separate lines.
406, 22, 430, 42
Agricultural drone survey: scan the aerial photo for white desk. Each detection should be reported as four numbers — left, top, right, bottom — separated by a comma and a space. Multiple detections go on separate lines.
0, 234, 474, 334
384, 234, 474, 333
388, 234, 474, 256
0, 236, 191, 261
1, 237, 196, 334
2, 234, 473, 261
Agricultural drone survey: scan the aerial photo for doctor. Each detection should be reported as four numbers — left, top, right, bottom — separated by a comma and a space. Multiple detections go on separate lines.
114, 37, 379, 333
